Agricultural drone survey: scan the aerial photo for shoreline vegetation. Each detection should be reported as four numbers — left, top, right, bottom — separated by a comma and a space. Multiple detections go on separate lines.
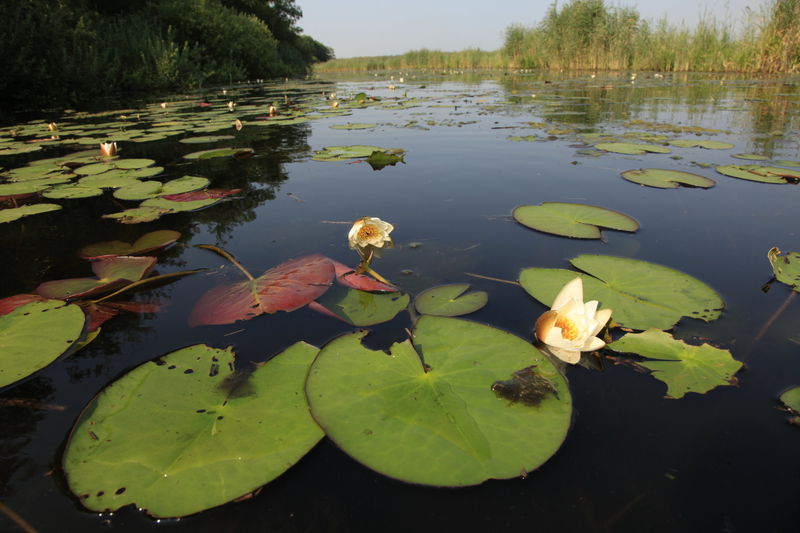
314, 0, 800, 74
1, 0, 331, 112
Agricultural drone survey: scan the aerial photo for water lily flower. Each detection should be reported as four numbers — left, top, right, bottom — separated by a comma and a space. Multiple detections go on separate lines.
227, 101, 236, 111
47, 122, 58, 132
100, 141, 117, 157
234, 119, 243, 131
348, 217, 393, 251
268, 104, 277, 116
160, 102, 167, 109
534, 277, 612, 364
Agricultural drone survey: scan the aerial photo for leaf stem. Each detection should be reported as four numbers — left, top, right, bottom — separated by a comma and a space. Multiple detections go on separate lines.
465, 272, 521, 287
92, 269, 205, 303
195, 244, 254, 281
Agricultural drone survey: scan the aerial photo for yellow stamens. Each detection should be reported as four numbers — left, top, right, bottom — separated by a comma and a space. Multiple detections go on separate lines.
357, 224, 380, 241
555, 315, 579, 341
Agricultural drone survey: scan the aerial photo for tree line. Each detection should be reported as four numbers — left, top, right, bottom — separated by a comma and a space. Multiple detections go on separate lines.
0, 0, 333, 111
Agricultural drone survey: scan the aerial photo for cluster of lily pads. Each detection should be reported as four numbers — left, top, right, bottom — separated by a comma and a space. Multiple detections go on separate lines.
2, 80, 800, 521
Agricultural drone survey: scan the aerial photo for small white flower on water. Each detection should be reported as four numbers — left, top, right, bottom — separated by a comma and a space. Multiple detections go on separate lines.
534, 277, 612, 364
348, 217, 394, 250
227, 100, 236, 111
99, 141, 117, 157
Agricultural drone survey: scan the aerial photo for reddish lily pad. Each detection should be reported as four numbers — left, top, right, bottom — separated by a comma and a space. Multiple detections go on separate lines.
160, 188, 241, 202
0, 294, 48, 315
330, 259, 397, 292
189, 254, 335, 326
36, 256, 157, 300
79, 230, 181, 260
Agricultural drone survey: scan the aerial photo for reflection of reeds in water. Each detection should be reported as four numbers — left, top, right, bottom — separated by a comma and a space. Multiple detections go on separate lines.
316, 0, 800, 74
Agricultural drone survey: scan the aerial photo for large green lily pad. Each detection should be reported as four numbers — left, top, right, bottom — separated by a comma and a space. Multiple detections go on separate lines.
519, 255, 723, 330
595, 143, 671, 155
312, 145, 401, 162
513, 202, 639, 239
715, 164, 800, 184
0, 300, 86, 388
606, 329, 742, 399
620, 168, 716, 189
0, 203, 62, 223
102, 206, 167, 224
43, 184, 104, 199
312, 285, 409, 326
414, 284, 488, 316
669, 140, 733, 150
36, 256, 157, 300
63, 342, 324, 518
306, 316, 572, 487
183, 147, 254, 160
767, 247, 800, 292
113, 176, 210, 201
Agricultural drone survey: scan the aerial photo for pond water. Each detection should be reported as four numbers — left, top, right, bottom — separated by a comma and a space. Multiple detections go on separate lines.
1, 72, 799, 532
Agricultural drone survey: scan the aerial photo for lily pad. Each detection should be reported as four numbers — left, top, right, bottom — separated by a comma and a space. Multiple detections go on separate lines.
620, 168, 716, 189
141, 196, 219, 213
513, 202, 639, 239
779, 387, 800, 425
305, 316, 572, 486
773, 160, 800, 168
731, 153, 769, 161
63, 342, 324, 518
414, 284, 488, 316
366, 150, 405, 170
767, 247, 800, 292
715, 164, 800, 184
312, 145, 388, 162
0, 203, 62, 223
113, 176, 210, 201
329, 123, 376, 130
311, 285, 409, 326
189, 254, 334, 326
0, 300, 86, 388
183, 147, 254, 160
79, 230, 181, 260
519, 255, 724, 330
43, 184, 104, 199
113, 158, 156, 170
606, 329, 742, 399
102, 206, 167, 224
36, 256, 157, 300
74, 162, 113, 176
178, 135, 236, 144
669, 140, 734, 150
595, 143, 671, 155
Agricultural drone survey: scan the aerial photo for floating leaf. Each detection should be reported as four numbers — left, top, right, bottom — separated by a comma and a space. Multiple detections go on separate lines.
160, 188, 240, 202
620, 168, 716, 189
669, 140, 733, 150
79, 230, 181, 260
330, 260, 396, 292
113, 176, 210, 201
36, 256, 157, 300
189, 254, 334, 326
513, 202, 639, 239
329, 123, 376, 130
507, 135, 538, 142
595, 142, 671, 155
715, 164, 800, 184
183, 147, 254, 160
43, 184, 104, 199
0, 203, 62, 223
779, 387, 800, 425
63, 342, 323, 518
366, 150, 405, 170
312, 145, 402, 162
773, 160, 800, 168
178, 135, 236, 144
113, 158, 156, 170
519, 255, 723, 330
606, 329, 742, 399
0, 300, 86, 388
74, 162, 112, 175
305, 316, 572, 486
767, 247, 800, 292
0, 294, 47, 315
414, 284, 488, 317
102, 206, 167, 224
731, 153, 769, 161
311, 285, 409, 326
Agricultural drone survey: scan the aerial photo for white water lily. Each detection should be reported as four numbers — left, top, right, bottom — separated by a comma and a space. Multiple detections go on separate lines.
99, 141, 117, 157
348, 217, 394, 250
534, 277, 612, 364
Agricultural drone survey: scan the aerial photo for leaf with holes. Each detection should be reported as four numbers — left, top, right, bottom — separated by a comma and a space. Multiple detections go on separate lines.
0, 300, 86, 388
520, 255, 723, 331
36, 256, 157, 300
62, 342, 323, 518
513, 202, 639, 238
767, 247, 800, 292
306, 316, 571, 486
189, 254, 334, 326
414, 284, 488, 317
606, 329, 742, 399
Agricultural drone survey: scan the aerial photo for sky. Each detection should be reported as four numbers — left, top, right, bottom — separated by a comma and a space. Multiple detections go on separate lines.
297, 0, 766, 58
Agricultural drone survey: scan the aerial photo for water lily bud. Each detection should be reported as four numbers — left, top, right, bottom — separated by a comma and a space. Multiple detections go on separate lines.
331, 101, 339, 108
99, 141, 118, 157
268, 104, 276, 116
160, 102, 167, 109
348, 217, 394, 251
234, 119, 243, 131
534, 277, 612, 364
227, 101, 236, 112
47, 122, 58, 131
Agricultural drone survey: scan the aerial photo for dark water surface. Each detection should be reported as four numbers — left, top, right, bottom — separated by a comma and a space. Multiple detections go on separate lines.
1, 72, 799, 532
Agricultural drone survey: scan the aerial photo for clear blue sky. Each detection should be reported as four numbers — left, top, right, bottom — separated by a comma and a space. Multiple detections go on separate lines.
297, 0, 766, 58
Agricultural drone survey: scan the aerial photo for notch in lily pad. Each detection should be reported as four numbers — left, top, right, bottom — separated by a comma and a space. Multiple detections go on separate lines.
606, 329, 742, 399
621, 168, 715, 189
414, 283, 488, 317
767, 247, 800, 292
513, 202, 639, 239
